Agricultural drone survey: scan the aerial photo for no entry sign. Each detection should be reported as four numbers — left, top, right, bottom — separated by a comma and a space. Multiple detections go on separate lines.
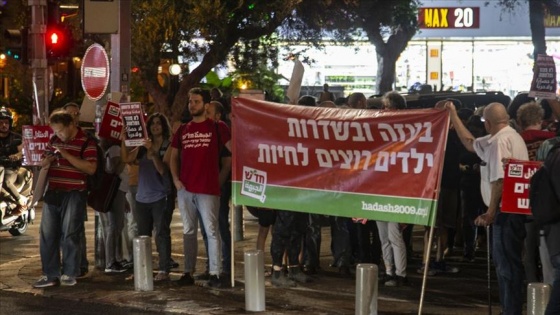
81, 44, 110, 101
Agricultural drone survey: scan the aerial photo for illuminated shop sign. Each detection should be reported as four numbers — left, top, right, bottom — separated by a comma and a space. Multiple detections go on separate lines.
418, 7, 480, 29
545, 11, 560, 27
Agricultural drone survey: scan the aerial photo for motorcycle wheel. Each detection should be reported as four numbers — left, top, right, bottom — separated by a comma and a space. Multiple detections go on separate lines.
9, 218, 28, 236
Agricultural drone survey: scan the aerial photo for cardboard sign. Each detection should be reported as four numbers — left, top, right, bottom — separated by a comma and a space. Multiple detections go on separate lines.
98, 101, 123, 141
502, 159, 543, 215
120, 102, 147, 147
529, 54, 557, 98
231, 98, 451, 226
21, 125, 54, 166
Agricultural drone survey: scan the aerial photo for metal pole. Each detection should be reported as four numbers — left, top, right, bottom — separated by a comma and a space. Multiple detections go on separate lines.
244, 250, 265, 312
355, 263, 378, 315
94, 212, 105, 270
487, 225, 492, 315
418, 224, 436, 315
28, 0, 49, 125
133, 236, 153, 291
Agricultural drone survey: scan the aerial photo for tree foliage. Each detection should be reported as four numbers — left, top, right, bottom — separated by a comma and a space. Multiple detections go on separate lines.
131, 0, 300, 121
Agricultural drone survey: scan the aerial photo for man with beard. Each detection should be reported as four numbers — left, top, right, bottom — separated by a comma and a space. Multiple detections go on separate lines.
170, 88, 231, 288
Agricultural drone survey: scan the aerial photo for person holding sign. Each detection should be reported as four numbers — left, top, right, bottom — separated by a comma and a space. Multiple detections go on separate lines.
170, 88, 231, 288
121, 112, 173, 282
440, 101, 528, 315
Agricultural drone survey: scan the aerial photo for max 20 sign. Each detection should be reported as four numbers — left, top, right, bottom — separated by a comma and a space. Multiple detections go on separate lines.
419, 7, 480, 29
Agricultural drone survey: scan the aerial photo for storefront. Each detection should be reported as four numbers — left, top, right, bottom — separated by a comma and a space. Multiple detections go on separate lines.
277, 0, 560, 98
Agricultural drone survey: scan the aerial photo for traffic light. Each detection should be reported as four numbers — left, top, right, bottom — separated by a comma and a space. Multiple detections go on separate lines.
45, 24, 72, 61
3, 28, 28, 64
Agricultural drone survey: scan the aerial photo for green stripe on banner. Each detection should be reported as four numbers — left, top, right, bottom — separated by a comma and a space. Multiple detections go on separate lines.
232, 182, 437, 226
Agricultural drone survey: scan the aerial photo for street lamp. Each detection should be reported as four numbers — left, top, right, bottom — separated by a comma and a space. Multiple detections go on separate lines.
169, 63, 181, 76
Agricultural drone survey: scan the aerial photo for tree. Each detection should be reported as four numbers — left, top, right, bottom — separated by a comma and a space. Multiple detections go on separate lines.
279, 0, 420, 94
131, 0, 301, 122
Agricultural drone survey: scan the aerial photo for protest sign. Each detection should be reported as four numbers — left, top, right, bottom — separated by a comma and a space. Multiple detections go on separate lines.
120, 102, 147, 147
98, 101, 123, 141
21, 125, 54, 166
231, 98, 450, 226
502, 159, 543, 215
529, 54, 557, 98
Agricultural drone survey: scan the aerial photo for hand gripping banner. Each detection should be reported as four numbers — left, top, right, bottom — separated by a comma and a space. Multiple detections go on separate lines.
231, 98, 450, 226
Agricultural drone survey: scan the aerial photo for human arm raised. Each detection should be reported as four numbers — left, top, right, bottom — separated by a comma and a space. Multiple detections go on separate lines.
437, 100, 476, 152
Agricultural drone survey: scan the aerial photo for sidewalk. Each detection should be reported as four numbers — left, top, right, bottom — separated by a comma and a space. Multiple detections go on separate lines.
0, 206, 504, 314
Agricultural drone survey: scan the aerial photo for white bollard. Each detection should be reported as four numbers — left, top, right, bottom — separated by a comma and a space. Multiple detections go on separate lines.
355, 263, 378, 315
244, 250, 265, 312
527, 282, 551, 315
133, 236, 153, 291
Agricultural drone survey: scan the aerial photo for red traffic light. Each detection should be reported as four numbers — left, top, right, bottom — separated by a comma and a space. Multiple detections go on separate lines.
45, 25, 72, 60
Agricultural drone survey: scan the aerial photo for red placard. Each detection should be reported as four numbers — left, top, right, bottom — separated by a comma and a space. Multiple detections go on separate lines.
502, 159, 543, 215
21, 125, 54, 166
98, 101, 123, 141
120, 102, 148, 147
81, 43, 110, 101
418, 7, 480, 29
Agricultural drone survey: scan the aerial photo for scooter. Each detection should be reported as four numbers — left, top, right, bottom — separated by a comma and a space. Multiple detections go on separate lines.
0, 165, 35, 236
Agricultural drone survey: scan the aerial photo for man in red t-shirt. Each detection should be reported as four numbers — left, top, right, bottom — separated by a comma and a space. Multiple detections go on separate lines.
170, 88, 231, 288
33, 111, 97, 288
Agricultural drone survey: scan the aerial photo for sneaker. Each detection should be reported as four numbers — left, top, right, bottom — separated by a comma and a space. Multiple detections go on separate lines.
60, 275, 77, 286
288, 268, 310, 283
120, 260, 133, 269
177, 272, 194, 286
271, 270, 296, 288
33, 276, 59, 288
168, 258, 179, 269
194, 270, 210, 281
433, 261, 459, 274
385, 275, 408, 287
154, 271, 170, 282
206, 274, 222, 288
105, 262, 127, 273
416, 263, 437, 276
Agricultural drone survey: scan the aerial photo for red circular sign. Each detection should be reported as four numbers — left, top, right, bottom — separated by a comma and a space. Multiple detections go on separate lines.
81, 44, 110, 101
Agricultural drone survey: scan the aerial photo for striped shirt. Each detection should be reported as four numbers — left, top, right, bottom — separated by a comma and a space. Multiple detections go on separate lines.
46, 129, 97, 191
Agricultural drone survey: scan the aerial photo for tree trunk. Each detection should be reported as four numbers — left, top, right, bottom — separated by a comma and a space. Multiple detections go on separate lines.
529, 0, 547, 59
376, 50, 398, 94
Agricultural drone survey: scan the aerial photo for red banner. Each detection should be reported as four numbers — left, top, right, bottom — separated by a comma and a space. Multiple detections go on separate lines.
231, 98, 450, 225
98, 101, 123, 141
502, 159, 543, 215
22, 125, 54, 166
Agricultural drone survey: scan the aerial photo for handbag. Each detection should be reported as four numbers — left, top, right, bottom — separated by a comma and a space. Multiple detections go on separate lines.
87, 171, 121, 213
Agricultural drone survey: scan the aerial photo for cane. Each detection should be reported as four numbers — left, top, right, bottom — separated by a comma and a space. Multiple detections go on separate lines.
486, 225, 491, 315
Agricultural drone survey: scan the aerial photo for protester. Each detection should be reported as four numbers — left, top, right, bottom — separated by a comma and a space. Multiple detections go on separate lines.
121, 112, 173, 281
33, 110, 97, 288
441, 101, 528, 315
170, 88, 231, 288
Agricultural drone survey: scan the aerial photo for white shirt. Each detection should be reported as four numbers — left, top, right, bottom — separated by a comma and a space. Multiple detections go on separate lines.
473, 125, 528, 207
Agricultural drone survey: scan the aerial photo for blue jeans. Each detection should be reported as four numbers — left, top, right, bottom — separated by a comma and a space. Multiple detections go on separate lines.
545, 252, 560, 315
177, 189, 221, 276
40, 190, 87, 279
492, 213, 526, 315
134, 197, 170, 272
199, 181, 232, 274
99, 190, 125, 268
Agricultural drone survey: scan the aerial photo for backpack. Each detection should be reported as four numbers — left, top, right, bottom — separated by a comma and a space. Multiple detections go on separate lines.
80, 134, 105, 191
529, 143, 560, 226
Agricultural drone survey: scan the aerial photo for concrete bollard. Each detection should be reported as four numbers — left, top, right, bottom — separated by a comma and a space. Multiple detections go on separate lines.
355, 264, 378, 315
244, 250, 265, 312
527, 282, 551, 315
133, 236, 153, 291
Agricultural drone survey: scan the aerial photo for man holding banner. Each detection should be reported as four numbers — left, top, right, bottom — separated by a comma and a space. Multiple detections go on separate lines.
443, 101, 528, 315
